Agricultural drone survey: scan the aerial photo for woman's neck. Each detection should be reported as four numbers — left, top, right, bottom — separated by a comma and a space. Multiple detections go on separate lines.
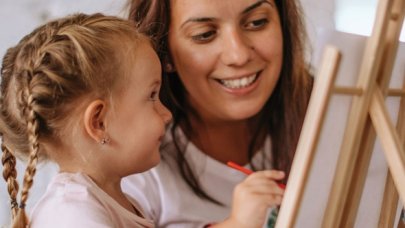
187, 115, 263, 165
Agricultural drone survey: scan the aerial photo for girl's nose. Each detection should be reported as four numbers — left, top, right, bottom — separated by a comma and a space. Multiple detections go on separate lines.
157, 101, 172, 124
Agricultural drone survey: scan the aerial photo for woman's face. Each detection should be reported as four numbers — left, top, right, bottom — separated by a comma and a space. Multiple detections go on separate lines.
168, 0, 283, 122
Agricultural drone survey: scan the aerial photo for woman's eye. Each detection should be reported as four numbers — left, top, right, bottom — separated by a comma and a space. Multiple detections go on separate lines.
191, 30, 216, 43
149, 91, 158, 101
245, 18, 269, 30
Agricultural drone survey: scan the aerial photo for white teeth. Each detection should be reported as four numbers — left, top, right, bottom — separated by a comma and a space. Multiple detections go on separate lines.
220, 74, 257, 89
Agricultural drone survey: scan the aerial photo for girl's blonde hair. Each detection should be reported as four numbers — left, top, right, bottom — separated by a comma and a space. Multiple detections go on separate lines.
0, 13, 143, 227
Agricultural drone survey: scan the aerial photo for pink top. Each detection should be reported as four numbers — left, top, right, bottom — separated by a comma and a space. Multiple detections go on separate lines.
30, 172, 154, 228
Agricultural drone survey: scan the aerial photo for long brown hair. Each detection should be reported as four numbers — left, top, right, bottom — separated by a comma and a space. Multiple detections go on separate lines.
0, 13, 142, 227
128, 0, 313, 204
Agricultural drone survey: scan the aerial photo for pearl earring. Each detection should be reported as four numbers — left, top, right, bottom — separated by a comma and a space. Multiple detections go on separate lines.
100, 137, 110, 145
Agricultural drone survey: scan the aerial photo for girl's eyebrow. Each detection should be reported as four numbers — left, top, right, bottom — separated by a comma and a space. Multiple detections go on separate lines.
150, 80, 161, 88
242, 0, 273, 15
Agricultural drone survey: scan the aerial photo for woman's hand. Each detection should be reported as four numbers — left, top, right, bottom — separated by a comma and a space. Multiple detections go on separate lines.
214, 170, 285, 228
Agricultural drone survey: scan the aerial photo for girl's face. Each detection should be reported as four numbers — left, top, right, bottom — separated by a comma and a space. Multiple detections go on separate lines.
107, 41, 172, 176
168, 0, 283, 122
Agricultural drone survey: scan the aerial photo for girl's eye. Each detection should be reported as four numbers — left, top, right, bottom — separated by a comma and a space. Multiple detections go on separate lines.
191, 30, 216, 43
149, 91, 158, 101
245, 18, 269, 30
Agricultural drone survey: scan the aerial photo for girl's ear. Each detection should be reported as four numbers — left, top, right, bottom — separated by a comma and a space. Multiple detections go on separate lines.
83, 99, 107, 143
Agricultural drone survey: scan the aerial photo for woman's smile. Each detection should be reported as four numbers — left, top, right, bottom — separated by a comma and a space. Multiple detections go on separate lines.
213, 71, 262, 95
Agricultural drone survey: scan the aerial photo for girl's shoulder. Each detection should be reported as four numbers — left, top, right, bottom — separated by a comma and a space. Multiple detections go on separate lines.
30, 173, 113, 227
30, 172, 154, 228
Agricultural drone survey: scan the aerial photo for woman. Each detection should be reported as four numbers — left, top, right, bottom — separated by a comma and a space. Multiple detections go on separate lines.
123, 0, 313, 227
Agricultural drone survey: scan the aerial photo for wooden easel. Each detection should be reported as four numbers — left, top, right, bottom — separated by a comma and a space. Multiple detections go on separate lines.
275, 0, 405, 227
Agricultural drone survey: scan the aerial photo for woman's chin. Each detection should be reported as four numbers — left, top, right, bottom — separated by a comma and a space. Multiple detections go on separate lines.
220, 103, 265, 121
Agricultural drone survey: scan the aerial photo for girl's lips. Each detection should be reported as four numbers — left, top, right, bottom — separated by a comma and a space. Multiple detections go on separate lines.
216, 71, 262, 95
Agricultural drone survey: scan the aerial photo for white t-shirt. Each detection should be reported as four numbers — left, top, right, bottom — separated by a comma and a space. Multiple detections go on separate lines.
30, 172, 154, 228
122, 128, 272, 228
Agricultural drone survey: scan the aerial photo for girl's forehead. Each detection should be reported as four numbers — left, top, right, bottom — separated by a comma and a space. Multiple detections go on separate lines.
121, 40, 160, 80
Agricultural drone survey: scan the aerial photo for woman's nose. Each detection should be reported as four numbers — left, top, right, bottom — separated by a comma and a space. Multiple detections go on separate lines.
220, 30, 252, 67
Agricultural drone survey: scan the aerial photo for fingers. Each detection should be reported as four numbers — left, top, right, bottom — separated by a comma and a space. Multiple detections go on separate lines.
245, 182, 284, 196
246, 170, 285, 182
234, 170, 286, 207
243, 170, 285, 193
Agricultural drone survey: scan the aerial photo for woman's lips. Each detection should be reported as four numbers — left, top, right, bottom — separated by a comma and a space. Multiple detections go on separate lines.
215, 71, 262, 95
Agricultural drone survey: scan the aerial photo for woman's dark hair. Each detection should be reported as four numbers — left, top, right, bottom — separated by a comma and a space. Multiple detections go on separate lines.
128, 0, 313, 204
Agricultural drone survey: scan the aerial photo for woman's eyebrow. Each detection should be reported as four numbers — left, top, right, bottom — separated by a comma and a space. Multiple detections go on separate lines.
181, 17, 215, 29
180, 0, 273, 28
242, 0, 273, 15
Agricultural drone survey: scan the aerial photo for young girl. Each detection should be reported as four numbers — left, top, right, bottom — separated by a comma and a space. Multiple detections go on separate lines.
0, 13, 170, 227
1, 13, 283, 228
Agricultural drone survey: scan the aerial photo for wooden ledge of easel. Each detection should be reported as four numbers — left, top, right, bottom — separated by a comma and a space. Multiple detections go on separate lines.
334, 86, 405, 97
